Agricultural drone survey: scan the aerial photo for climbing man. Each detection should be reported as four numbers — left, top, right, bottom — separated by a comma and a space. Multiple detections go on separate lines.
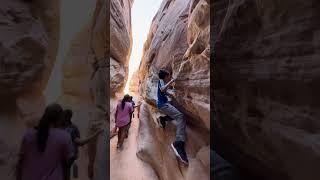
157, 69, 188, 165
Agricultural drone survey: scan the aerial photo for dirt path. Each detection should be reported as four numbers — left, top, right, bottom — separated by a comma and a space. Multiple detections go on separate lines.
110, 105, 158, 180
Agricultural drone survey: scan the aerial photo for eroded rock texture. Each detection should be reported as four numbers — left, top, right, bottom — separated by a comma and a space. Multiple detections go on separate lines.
58, 0, 114, 179
213, 0, 320, 180
110, 0, 133, 95
137, 102, 210, 180
128, 70, 139, 94
0, 0, 60, 124
0, 0, 59, 179
138, 0, 210, 179
109, 0, 133, 132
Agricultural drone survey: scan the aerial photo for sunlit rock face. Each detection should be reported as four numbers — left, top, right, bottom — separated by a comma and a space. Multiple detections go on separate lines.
110, 0, 133, 96
128, 70, 139, 94
139, 0, 210, 129
137, 0, 210, 179
0, 0, 59, 179
213, 0, 320, 180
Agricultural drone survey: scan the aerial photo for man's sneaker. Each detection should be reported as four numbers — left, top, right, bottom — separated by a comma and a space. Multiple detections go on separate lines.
157, 116, 166, 129
171, 141, 189, 165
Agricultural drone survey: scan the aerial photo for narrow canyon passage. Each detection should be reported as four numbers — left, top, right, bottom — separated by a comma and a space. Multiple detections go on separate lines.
0, 0, 209, 179
110, 0, 210, 179
110, 96, 158, 180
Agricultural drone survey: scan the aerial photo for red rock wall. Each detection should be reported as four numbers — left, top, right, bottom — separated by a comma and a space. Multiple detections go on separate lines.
110, 0, 133, 95
137, 0, 210, 179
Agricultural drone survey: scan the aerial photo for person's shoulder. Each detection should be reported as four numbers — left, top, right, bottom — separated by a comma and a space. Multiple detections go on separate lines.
126, 102, 133, 107
25, 128, 36, 134
52, 128, 71, 140
125, 102, 131, 106
71, 124, 79, 130
23, 128, 36, 140
159, 79, 165, 86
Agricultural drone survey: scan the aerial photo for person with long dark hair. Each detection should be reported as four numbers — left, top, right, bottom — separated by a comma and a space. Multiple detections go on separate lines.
125, 96, 135, 138
114, 94, 133, 149
16, 103, 73, 180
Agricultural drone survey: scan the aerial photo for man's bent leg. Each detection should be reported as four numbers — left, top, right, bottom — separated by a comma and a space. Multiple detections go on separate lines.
159, 103, 186, 142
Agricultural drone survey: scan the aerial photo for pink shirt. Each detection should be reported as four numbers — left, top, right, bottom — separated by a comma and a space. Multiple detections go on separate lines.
20, 128, 73, 180
115, 102, 133, 127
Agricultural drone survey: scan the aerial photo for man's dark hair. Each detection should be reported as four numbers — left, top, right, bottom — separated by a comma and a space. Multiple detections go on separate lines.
63, 109, 73, 125
158, 69, 169, 79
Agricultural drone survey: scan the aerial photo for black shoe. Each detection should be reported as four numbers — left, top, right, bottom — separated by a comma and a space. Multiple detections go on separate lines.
158, 116, 166, 129
164, 115, 173, 121
171, 141, 189, 165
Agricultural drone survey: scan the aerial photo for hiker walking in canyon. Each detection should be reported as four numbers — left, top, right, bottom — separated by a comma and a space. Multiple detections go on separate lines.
16, 103, 74, 180
157, 69, 188, 165
125, 96, 136, 138
114, 94, 134, 149
61, 109, 103, 180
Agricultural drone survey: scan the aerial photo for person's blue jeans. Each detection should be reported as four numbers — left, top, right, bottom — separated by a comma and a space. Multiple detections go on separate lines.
159, 103, 186, 142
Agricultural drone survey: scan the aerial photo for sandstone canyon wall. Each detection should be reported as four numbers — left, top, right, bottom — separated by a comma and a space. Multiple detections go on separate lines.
110, 0, 133, 95
58, 1, 100, 179
128, 70, 139, 94
137, 0, 210, 179
0, 0, 59, 179
59, 0, 132, 179
0, 0, 131, 179
109, 0, 133, 129
213, 0, 320, 180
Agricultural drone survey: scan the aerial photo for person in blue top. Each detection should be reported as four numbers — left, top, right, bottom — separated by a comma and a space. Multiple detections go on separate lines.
157, 69, 188, 165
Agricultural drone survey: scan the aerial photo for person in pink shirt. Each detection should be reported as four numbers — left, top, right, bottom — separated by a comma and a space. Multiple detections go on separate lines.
16, 103, 73, 180
114, 94, 133, 149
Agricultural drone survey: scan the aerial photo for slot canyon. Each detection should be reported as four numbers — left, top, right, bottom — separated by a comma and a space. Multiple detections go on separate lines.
2, 0, 319, 180
0, 0, 211, 179
110, 0, 210, 179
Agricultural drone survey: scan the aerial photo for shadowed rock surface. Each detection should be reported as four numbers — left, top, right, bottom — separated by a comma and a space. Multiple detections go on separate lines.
58, 0, 111, 179
1, 0, 112, 179
213, 0, 320, 180
0, 0, 59, 179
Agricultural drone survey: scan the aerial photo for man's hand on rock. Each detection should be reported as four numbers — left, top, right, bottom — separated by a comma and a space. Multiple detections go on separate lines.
172, 74, 178, 81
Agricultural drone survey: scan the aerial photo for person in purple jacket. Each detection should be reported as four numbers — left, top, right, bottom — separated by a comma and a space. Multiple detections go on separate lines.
16, 103, 73, 180
114, 94, 133, 149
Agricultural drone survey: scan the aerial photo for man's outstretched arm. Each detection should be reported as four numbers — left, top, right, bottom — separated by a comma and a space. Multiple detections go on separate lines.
74, 129, 102, 146
160, 78, 176, 92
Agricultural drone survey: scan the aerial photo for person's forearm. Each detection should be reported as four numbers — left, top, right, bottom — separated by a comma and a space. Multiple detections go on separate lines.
160, 79, 175, 92
76, 133, 99, 146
